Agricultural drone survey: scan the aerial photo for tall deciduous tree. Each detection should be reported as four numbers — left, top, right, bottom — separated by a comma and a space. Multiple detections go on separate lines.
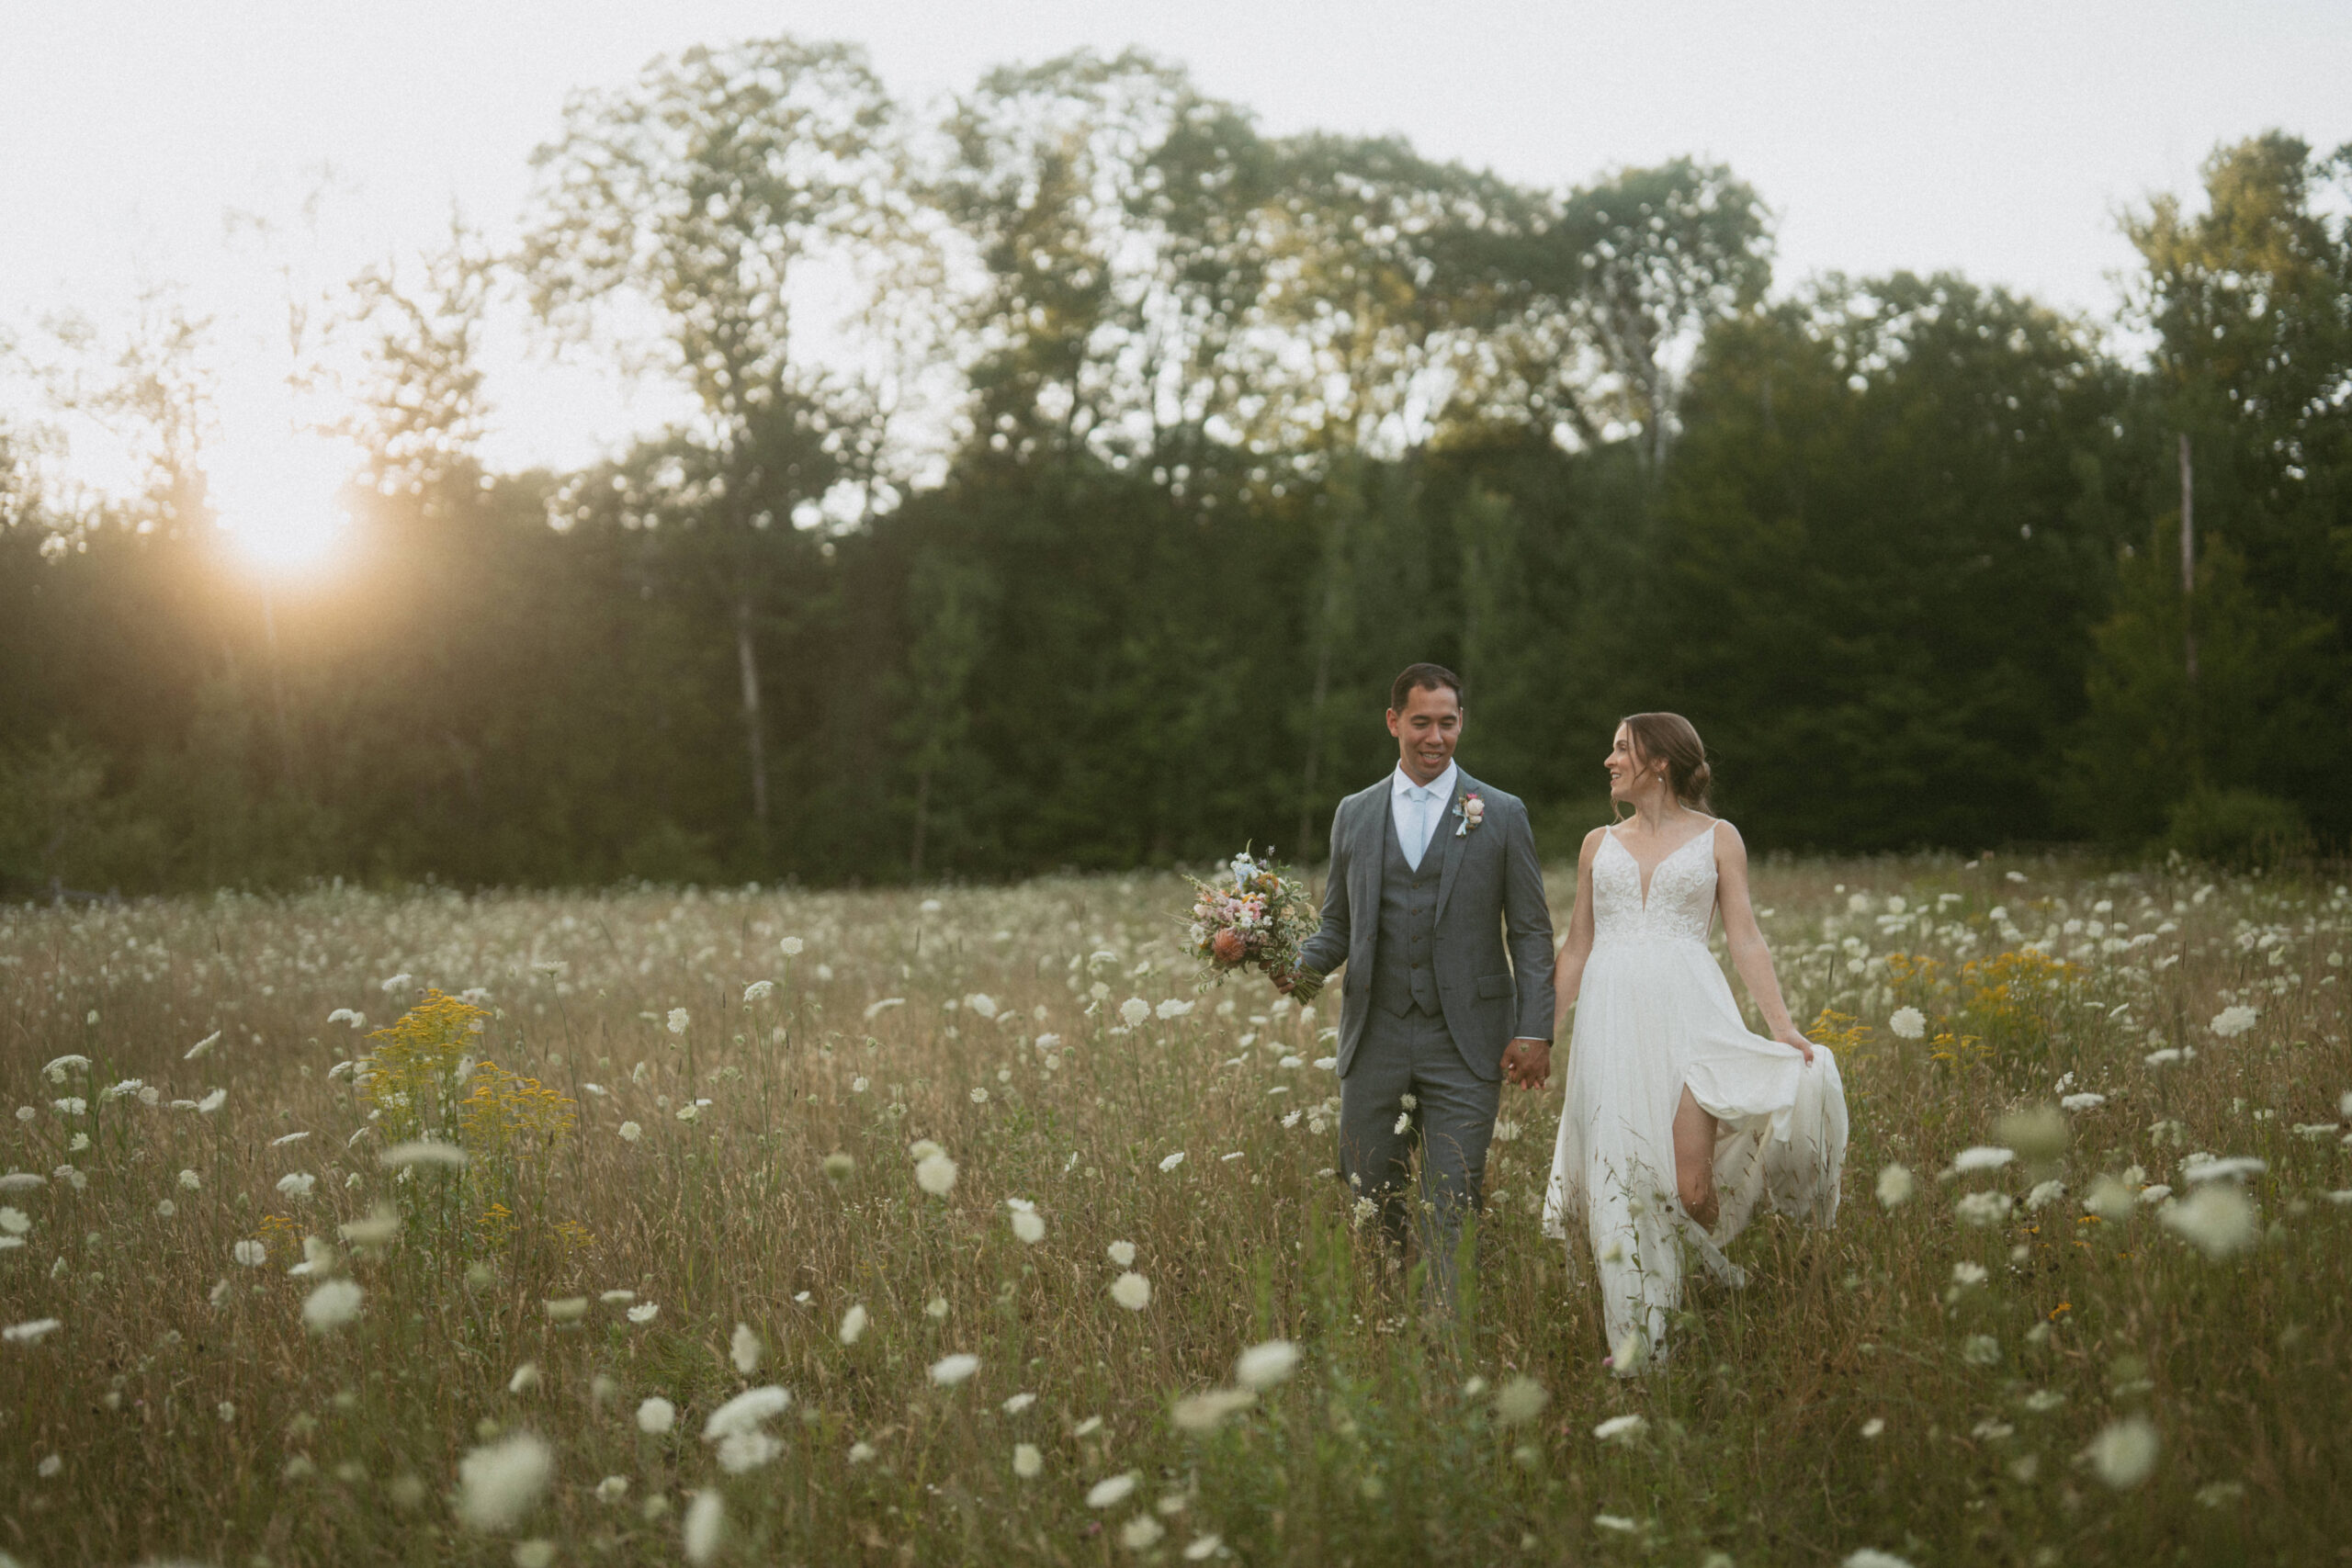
2076, 133, 2352, 844
521, 36, 916, 851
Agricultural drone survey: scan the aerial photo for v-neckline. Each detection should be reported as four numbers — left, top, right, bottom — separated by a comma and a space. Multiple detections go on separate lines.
1608, 820, 1715, 908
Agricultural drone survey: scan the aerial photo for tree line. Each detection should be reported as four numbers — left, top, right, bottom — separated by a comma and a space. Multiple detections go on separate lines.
2, 41, 2346, 896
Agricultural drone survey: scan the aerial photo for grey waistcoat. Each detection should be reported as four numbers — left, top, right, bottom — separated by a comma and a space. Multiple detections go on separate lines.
1370, 802, 1442, 1017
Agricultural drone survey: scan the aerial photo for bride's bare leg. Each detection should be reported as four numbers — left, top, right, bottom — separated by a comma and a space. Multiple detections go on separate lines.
1673, 1087, 1720, 1231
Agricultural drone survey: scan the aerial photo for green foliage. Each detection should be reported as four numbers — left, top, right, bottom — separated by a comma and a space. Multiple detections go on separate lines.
0, 62, 2346, 889
2165, 787, 2311, 867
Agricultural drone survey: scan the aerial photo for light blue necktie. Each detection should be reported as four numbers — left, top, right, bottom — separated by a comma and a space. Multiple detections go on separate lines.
1404, 785, 1436, 870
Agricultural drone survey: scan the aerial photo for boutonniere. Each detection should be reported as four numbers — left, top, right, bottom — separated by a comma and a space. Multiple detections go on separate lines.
1453, 790, 1485, 838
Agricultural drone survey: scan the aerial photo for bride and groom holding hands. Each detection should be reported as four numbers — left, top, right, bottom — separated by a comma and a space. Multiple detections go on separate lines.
1276, 662, 1849, 1370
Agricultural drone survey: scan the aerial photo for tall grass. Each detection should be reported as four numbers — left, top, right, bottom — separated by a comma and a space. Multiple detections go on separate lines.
1, 855, 2346, 1566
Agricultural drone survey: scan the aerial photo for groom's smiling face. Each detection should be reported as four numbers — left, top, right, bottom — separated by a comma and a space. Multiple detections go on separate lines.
1385, 683, 1463, 786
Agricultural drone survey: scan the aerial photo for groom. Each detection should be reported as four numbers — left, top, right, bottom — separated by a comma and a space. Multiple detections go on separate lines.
1281, 662, 1555, 1304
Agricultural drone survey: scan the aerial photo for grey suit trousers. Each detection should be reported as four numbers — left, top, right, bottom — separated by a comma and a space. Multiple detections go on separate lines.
1339, 1003, 1499, 1307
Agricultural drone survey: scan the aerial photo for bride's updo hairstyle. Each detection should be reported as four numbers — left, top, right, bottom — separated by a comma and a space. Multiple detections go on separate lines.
1621, 712, 1713, 811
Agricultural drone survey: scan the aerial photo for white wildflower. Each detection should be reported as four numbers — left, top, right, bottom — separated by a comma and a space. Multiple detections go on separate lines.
779, 936, 804, 956
741, 981, 775, 1003
197, 1088, 227, 1114
1156, 998, 1193, 1020
1087, 1472, 1139, 1508
636, 1397, 675, 1435
1123, 1516, 1168, 1550
929, 1353, 980, 1386
1876, 1164, 1915, 1209
2025, 1179, 2067, 1212
2209, 1006, 2258, 1039
1594, 1414, 1648, 1442
277, 1173, 317, 1200
454, 1438, 555, 1532
915, 1152, 958, 1196
1158, 1151, 1186, 1173
628, 1303, 660, 1325
1954, 1191, 2014, 1227
1494, 1375, 1549, 1424
666, 1008, 689, 1035
2180, 1156, 2266, 1184
1234, 1339, 1301, 1392
1110, 1272, 1152, 1311
1107, 1240, 1136, 1268
731, 1323, 763, 1374
185, 1031, 221, 1060
2082, 1415, 2160, 1488
617, 1122, 642, 1143
683, 1489, 726, 1565
2061, 1092, 2107, 1112
302, 1280, 364, 1334
4, 1318, 62, 1345
1119, 998, 1151, 1028
1951, 1262, 1989, 1288
2160, 1184, 2257, 1259
380, 1140, 468, 1169
1889, 1007, 1926, 1039
1013, 1442, 1044, 1477
1951, 1146, 2014, 1173
839, 1303, 868, 1345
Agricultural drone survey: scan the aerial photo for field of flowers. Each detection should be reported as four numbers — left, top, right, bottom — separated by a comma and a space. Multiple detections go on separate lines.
2, 853, 2347, 1567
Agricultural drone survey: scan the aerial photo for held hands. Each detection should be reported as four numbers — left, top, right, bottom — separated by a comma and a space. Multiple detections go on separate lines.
1773, 1025, 1816, 1064
1501, 1037, 1551, 1089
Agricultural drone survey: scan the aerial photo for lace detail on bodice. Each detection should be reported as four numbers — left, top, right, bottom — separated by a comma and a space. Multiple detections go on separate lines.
1592, 824, 1717, 947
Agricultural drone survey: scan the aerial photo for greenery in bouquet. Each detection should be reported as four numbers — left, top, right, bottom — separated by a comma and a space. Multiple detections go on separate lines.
1183, 848, 1321, 996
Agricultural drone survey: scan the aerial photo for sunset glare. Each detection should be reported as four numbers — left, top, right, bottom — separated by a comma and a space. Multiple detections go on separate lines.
205, 429, 359, 574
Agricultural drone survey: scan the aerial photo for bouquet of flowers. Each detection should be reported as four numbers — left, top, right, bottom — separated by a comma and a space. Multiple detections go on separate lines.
1183, 847, 1322, 998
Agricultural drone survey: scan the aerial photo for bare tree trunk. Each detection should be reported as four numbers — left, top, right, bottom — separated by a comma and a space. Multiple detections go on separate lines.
736, 595, 770, 836
910, 764, 931, 879
2178, 432, 2197, 682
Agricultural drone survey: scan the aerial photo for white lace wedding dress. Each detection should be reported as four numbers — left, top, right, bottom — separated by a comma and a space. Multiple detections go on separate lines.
1541, 821, 1848, 1370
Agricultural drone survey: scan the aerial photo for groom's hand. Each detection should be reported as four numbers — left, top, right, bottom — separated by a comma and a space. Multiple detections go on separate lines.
1502, 1037, 1551, 1089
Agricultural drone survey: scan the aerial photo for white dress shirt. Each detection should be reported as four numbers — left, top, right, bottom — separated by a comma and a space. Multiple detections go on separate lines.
1388, 760, 1458, 872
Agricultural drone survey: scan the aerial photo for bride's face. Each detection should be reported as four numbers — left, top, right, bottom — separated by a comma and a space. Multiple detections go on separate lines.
1604, 726, 1648, 802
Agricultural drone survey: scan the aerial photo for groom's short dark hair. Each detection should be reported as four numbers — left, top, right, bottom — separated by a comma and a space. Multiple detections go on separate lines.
1389, 662, 1464, 713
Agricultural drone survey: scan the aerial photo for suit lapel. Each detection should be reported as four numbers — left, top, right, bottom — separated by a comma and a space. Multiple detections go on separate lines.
1431, 769, 1476, 923
1354, 783, 1385, 920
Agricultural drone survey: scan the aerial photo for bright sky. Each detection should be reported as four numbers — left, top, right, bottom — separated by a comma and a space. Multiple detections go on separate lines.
6, 0, 2347, 486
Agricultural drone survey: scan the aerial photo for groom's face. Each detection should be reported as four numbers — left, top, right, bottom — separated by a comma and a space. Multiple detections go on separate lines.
1385, 683, 1463, 785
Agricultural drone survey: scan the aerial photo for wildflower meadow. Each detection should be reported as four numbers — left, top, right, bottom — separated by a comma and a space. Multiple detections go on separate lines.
2, 854, 2347, 1566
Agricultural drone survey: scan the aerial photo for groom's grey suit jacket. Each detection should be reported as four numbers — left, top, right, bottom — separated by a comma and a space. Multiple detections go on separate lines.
1297, 769, 1555, 1082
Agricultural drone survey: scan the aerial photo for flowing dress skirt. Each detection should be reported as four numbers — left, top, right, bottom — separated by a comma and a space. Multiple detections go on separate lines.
1541, 932, 1848, 1368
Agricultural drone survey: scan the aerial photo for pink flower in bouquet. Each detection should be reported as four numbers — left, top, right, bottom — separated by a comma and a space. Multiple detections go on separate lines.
1212, 929, 1249, 966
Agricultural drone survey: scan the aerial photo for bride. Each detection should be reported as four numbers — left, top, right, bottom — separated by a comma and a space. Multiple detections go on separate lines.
1524, 713, 1848, 1372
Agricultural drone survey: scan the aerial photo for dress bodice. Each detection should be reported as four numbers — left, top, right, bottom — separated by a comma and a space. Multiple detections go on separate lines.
1592, 823, 1718, 947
